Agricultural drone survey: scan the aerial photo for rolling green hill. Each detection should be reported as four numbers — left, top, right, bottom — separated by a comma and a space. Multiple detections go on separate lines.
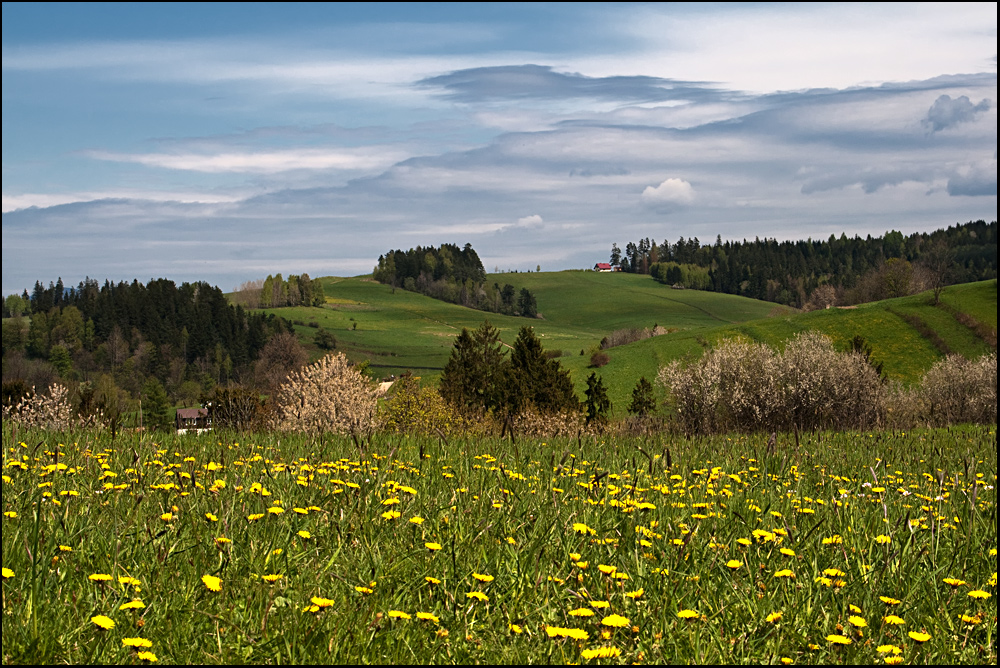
265, 274, 996, 417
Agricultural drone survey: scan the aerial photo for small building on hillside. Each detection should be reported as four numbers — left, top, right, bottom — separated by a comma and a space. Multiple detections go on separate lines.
594, 262, 613, 272
176, 408, 211, 434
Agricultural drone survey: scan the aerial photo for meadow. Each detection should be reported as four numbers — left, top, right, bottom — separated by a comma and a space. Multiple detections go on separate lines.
2, 425, 995, 664
267, 275, 996, 414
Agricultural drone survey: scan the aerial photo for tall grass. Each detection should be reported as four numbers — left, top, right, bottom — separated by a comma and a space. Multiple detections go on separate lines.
2, 424, 995, 664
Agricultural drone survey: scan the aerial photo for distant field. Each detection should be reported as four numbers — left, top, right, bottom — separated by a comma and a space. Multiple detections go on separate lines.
264, 272, 779, 383
263, 275, 997, 417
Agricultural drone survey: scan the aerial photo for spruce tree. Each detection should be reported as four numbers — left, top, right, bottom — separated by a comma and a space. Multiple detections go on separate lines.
584, 372, 611, 425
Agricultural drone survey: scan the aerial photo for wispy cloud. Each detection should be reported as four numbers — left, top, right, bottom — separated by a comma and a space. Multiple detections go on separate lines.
86, 147, 411, 174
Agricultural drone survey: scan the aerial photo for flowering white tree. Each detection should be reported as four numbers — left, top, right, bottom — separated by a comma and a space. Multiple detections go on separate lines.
273, 353, 377, 436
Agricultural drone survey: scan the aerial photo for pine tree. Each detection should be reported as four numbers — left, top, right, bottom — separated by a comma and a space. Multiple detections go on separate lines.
584, 372, 611, 425
628, 377, 656, 416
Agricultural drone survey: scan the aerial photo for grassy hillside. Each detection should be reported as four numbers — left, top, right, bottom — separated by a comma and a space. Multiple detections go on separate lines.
266, 274, 996, 417
265, 271, 778, 378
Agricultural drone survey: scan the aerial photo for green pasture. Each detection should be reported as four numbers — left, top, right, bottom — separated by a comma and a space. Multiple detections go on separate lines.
263, 276, 996, 417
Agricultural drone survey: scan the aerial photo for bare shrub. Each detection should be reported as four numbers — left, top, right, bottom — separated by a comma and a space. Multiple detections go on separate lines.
2, 383, 74, 431
601, 328, 651, 350
273, 353, 377, 436
513, 406, 585, 437
589, 351, 610, 368
658, 332, 886, 434
920, 353, 997, 426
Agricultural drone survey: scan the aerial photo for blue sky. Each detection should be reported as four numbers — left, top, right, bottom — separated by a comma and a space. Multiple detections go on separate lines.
2, 2, 996, 294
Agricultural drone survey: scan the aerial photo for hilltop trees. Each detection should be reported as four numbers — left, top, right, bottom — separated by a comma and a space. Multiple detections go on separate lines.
374, 243, 539, 317
610, 220, 997, 308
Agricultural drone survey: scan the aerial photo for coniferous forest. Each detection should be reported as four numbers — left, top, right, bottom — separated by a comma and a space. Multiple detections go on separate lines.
610, 220, 996, 308
1, 278, 291, 425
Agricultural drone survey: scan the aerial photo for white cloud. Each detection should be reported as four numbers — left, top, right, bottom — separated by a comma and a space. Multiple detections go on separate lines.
1, 189, 245, 213
516, 214, 544, 227
86, 147, 409, 174
642, 178, 695, 204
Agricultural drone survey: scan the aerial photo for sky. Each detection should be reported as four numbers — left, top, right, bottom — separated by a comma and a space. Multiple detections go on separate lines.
2, 2, 996, 295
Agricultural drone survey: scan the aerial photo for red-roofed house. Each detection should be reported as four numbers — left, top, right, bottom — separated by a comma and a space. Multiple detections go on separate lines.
594, 262, 613, 272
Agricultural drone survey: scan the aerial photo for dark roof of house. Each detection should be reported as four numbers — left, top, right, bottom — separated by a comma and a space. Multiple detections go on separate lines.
176, 408, 208, 420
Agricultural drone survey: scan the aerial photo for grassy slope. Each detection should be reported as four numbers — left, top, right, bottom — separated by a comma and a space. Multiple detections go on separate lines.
268, 275, 996, 417
266, 272, 779, 380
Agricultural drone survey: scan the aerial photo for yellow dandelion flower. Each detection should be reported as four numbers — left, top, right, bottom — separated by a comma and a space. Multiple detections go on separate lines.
261, 574, 283, 583
826, 634, 851, 645
122, 637, 153, 648
848, 615, 867, 628
1, 567, 13, 579
355, 585, 374, 595
409, 516, 424, 525
472, 573, 494, 583
58, 545, 73, 552
569, 552, 582, 561
779, 548, 796, 557
119, 600, 145, 610
968, 590, 990, 600
879, 596, 901, 605
766, 612, 783, 623
297, 530, 311, 539
885, 656, 903, 665
774, 569, 795, 579
822, 568, 845, 577
598, 564, 616, 575
247, 513, 264, 522
201, 574, 222, 592
876, 645, 902, 655
572, 523, 593, 534
590, 600, 610, 609
425, 576, 441, 584
3, 511, 16, 519
736, 538, 752, 547
601, 614, 630, 628
907, 631, 931, 643
509, 624, 523, 634
293, 507, 308, 515
883, 615, 905, 625
137, 651, 158, 662
581, 647, 622, 660
310, 596, 335, 608
88, 573, 112, 582
625, 589, 644, 599
943, 577, 966, 587
416, 612, 440, 623
726, 560, 742, 570
205, 513, 218, 522
159, 512, 173, 521
215, 536, 231, 545
388, 610, 411, 619
425, 542, 442, 551
960, 614, 982, 625
91, 615, 115, 630
466, 591, 488, 602
780, 658, 793, 665
569, 608, 596, 617
875, 535, 891, 544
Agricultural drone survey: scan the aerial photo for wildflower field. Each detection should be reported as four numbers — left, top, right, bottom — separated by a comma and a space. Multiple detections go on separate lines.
2, 426, 996, 664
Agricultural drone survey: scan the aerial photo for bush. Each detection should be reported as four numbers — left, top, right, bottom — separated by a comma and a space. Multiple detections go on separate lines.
589, 351, 610, 368
379, 375, 474, 437
658, 332, 886, 434
2, 383, 73, 431
920, 353, 996, 426
273, 352, 377, 436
